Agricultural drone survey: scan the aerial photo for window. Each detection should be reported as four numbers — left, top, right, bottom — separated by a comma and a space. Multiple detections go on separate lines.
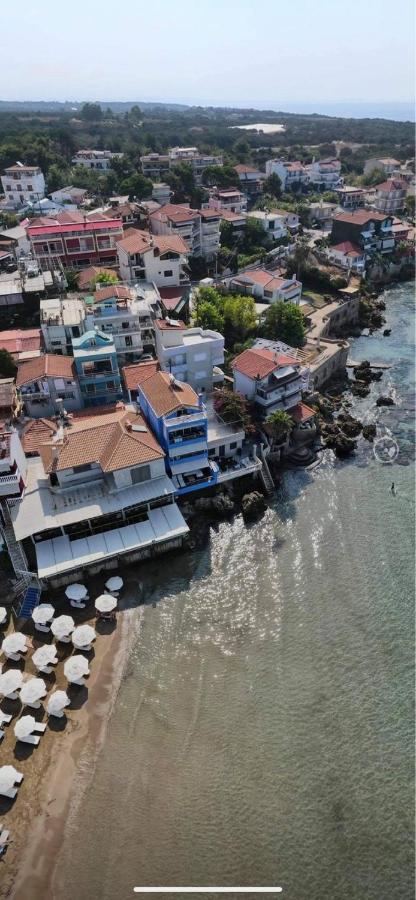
125, 336, 133, 347
131, 464, 151, 484
73, 463, 92, 473
163, 270, 173, 277
230, 442, 237, 450
264, 290, 273, 299
6, 185, 11, 191
195, 370, 208, 380
106, 380, 116, 391
194, 352, 207, 363
85, 384, 96, 394
27, 184, 33, 191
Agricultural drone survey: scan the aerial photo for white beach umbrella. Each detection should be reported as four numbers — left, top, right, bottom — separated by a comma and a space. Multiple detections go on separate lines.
20, 677, 47, 706
14, 715, 37, 740
65, 584, 88, 602
105, 576, 123, 593
32, 603, 55, 625
1, 633, 27, 656
95, 594, 117, 613
0, 607, 7, 626
64, 655, 89, 683
32, 645, 58, 670
0, 765, 21, 793
51, 615, 75, 640
0, 669, 23, 698
47, 690, 70, 716
72, 624, 96, 649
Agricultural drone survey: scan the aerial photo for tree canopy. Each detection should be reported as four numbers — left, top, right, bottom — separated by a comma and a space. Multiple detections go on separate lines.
194, 286, 257, 350
0, 348, 17, 378
262, 301, 306, 348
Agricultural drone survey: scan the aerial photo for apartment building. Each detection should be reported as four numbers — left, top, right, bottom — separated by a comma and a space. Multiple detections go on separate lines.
154, 319, 224, 393
229, 269, 302, 304
16, 354, 83, 418
306, 158, 342, 188
334, 186, 366, 210
151, 183, 171, 205
150, 204, 221, 259
27, 211, 123, 269
234, 165, 265, 199
0, 425, 27, 499
8, 405, 188, 585
363, 157, 400, 177
138, 371, 218, 495
331, 210, 395, 256
140, 153, 170, 180
246, 210, 287, 241
84, 285, 156, 363
207, 187, 247, 214
40, 298, 86, 354
265, 159, 309, 191
372, 179, 407, 214
116, 229, 190, 286
1, 161, 45, 209
232, 345, 303, 418
168, 147, 223, 183
72, 330, 123, 406
71, 150, 122, 170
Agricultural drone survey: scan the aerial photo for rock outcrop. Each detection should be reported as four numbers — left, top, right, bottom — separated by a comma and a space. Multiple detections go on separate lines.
376, 396, 395, 407
241, 491, 266, 522
362, 423, 377, 442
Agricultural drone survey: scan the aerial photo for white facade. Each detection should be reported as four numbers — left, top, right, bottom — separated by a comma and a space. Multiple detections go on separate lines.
86, 297, 156, 362
71, 150, 122, 170
19, 374, 83, 418
265, 159, 309, 190
207, 188, 247, 214
168, 147, 223, 183
0, 428, 27, 498
306, 159, 342, 188
1, 162, 45, 209
50, 186, 88, 206
152, 183, 171, 205
246, 210, 287, 240
155, 322, 224, 393
364, 158, 400, 176
150, 206, 221, 259
40, 298, 86, 354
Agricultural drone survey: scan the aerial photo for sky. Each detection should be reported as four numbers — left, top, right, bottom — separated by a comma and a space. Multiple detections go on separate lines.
1, 0, 414, 108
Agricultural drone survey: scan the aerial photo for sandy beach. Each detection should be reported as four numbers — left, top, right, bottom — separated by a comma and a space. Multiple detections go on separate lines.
0, 586, 139, 900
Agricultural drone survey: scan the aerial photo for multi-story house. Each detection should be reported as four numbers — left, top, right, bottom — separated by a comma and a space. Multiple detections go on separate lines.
207, 187, 247, 214
265, 159, 309, 191
331, 210, 395, 256
1, 162, 45, 209
364, 157, 400, 177
27, 211, 123, 269
72, 330, 123, 406
232, 344, 303, 418
0, 328, 43, 363
50, 186, 88, 207
138, 371, 218, 495
154, 319, 224, 393
327, 242, 366, 273
116, 229, 190, 286
40, 298, 86, 355
308, 201, 337, 228
150, 204, 221, 259
140, 153, 170, 180
229, 269, 302, 304
7, 405, 189, 585
372, 179, 407, 214
71, 150, 122, 170
16, 354, 83, 418
84, 285, 156, 364
0, 425, 27, 499
335, 186, 366, 210
306, 158, 342, 188
168, 147, 223, 183
271, 208, 300, 234
217, 208, 247, 237
246, 210, 287, 241
122, 360, 160, 403
234, 165, 265, 199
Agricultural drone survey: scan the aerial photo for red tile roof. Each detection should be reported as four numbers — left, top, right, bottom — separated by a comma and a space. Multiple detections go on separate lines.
139, 371, 199, 417
21, 417, 58, 455
16, 354, 75, 388
375, 179, 406, 192
331, 241, 364, 257
0, 328, 42, 358
122, 360, 159, 391
232, 347, 298, 379
290, 402, 315, 424
150, 203, 199, 224
93, 284, 133, 302
333, 210, 390, 225
234, 165, 262, 175
158, 287, 188, 311
117, 230, 189, 256
77, 267, 118, 290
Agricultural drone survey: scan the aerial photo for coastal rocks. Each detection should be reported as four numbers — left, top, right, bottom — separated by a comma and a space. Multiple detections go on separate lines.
352, 361, 383, 383
362, 423, 377, 442
241, 491, 266, 522
359, 298, 386, 333
350, 381, 371, 398
376, 396, 395, 407
194, 493, 235, 516
336, 413, 363, 438
383, 329, 392, 336
332, 433, 358, 457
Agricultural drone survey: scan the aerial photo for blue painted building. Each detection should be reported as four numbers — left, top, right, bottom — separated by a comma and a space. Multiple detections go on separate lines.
138, 370, 218, 495
72, 330, 123, 406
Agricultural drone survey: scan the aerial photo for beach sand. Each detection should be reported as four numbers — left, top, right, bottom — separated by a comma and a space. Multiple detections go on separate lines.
0, 594, 138, 900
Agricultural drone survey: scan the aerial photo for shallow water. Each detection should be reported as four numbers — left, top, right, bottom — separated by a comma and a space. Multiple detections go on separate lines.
55, 284, 415, 900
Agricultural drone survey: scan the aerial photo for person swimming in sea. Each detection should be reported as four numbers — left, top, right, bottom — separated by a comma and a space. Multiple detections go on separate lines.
391, 482, 396, 495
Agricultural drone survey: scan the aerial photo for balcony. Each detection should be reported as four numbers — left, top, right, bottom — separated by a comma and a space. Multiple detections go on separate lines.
169, 427, 206, 446
173, 461, 218, 494
0, 473, 22, 497
166, 410, 206, 428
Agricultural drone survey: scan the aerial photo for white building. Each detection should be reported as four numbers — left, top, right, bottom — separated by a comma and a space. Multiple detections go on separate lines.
168, 147, 223, 183
85, 284, 158, 363
0, 425, 27, 499
71, 150, 122, 171
231, 344, 304, 418
8, 406, 188, 585
246, 210, 287, 241
150, 204, 221, 259
327, 242, 366, 273
229, 269, 302, 304
265, 159, 309, 191
154, 318, 224, 393
117, 229, 190, 287
207, 188, 247, 214
306, 158, 343, 188
152, 183, 171, 205
40, 297, 86, 354
50, 186, 88, 206
16, 354, 83, 418
1, 161, 45, 209
364, 157, 401, 177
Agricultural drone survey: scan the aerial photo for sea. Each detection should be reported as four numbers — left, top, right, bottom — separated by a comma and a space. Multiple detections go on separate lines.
53, 282, 415, 900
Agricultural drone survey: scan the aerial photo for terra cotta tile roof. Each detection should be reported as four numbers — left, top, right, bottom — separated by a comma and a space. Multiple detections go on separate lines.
21, 417, 58, 455
139, 371, 199, 418
122, 360, 159, 391
232, 347, 298, 379
16, 354, 75, 388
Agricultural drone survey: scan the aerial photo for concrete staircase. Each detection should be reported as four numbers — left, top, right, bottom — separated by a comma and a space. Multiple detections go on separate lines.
259, 446, 275, 495
1, 501, 41, 618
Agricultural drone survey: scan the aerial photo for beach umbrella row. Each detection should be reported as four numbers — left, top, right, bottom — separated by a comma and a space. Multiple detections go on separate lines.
14, 715, 37, 740
32, 603, 54, 626
0, 766, 22, 794
95, 594, 117, 613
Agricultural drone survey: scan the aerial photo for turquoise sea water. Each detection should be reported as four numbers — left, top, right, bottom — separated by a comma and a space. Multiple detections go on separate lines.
54, 283, 415, 900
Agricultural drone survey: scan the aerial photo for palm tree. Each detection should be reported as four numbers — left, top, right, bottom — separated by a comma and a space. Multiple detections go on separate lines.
266, 410, 293, 444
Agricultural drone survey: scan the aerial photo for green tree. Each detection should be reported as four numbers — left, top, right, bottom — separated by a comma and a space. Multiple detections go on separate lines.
91, 272, 119, 288
233, 139, 250, 163
244, 216, 269, 252
265, 409, 293, 444
287, 237, 310, 277
80, 102, 103, 121
361, 167, 385, 186
195, 300, 224, 332
262, 173, 282, 199
263, 301, 305, 348
0, 348, 17, 378
213, 387, 252, 430
120, 173, 153, 201
405, 194, 415, 217
166, 164, 196, 202
201, 165, 239, 188
222, 294, 257, 348
65, 269, 79, 291
46, 163, 71, 192
129, 105, 142, 122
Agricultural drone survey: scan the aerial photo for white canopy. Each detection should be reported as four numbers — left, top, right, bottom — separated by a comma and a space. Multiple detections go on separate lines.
14, 715, 37, 740
20, 677, 47, 705
95, 594, 117, 613
32, 645, 58, 669
65, 584, 88, 601
51, 615, 75, 639
105, 576, 123, 592
0, 765, 21, 792
32, 603, 55, 625
47, 690, 70, 715
64, 655, 89, 682
0, 607, 7, 626
1, 633, 27, 655
72, 624, 96, 649
0, 669, 23, 697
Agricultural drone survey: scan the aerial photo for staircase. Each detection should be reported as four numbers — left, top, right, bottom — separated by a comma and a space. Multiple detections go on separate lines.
1, 501, 42, 618
17, 583, 41, 619
259, 446, 275, 495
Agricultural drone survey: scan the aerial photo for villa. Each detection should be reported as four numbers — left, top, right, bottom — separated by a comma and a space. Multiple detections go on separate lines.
231, 344, 304, 418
